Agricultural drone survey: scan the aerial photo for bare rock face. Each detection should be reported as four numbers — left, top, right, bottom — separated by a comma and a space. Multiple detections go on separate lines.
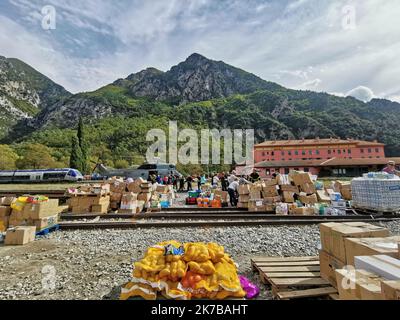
125, 53, 281, 104
0, 56, 71, 138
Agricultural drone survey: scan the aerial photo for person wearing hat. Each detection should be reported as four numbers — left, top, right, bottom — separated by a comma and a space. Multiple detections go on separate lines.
383, 161, 400, 176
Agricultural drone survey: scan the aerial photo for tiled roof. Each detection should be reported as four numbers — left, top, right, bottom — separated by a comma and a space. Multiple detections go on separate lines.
254, 157, 400, 168
255, 138, 385, 148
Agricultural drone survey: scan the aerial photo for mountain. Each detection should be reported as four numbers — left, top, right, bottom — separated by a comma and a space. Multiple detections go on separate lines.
116, 53, 282, 104
0, 56, 71, 138
3, 53, 400, 161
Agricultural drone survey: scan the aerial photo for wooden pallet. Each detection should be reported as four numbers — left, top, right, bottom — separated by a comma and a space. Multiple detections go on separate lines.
251, 256, 337, 300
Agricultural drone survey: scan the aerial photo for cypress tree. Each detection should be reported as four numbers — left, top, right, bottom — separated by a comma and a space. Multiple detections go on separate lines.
77, 117, 88, 174
70, 135, 84, 172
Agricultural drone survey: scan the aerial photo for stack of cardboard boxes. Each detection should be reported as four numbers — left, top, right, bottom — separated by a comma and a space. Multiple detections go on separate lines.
119, 192, 145, 214
0, 197, 15, 232
67, 184, 111, 214
334, 181, 352, 201
8, 198, 62, 232
335, 254, 400, 300
110, 180, 126, 210
67, 179, 175, 215
318, 222, 391, 287
238, 184, 250, 209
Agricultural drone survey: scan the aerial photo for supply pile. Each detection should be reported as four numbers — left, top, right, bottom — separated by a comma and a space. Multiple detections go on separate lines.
186, 187, 229, 208
67, 178, 176, 214
318, 221, 400, 300
0, 197, 15, 232
8, 196, 62, 231
121, 241, 246, 300
237, 171, 352, 216
351, 172, 400, 212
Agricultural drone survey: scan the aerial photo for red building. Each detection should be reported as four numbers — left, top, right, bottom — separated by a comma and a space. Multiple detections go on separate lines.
237, 138, 399, 178
254, 138, 385, 164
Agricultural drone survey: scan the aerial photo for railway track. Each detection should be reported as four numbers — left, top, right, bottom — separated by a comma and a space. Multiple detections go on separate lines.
59, 215, 399, 230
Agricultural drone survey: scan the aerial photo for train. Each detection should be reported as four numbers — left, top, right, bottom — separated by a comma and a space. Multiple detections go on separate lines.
0, 168, 84, 183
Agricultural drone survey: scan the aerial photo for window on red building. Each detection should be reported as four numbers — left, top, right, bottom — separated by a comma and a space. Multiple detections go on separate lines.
368, 149, 372, 153
262, 152, 265, 156
271, 151, 275, 156
316, 150, 320, 155
288, 151, 292, 156
302, 151, 306, 155
375, 148, 379, 153
348, 149, 351, 154
281, 151, 285, 156
338, 150, 341, 154
361, 149, 364, 153
295, 151, 299, 155
328, 150, 332, 155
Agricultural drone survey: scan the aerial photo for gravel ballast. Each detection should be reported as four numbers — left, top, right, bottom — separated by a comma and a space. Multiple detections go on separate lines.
1, 220, 400, 300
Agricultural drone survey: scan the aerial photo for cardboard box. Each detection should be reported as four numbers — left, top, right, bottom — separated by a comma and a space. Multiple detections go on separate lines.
23, 200, 60, 220
0, 216, 9, 232
345, 236, 400, 266
280, 185, 299, 193
91, 184, 110, 195
354, 255, 400, 281
262, 185, 278, 197
335, 269, 360, 300
127, 182, 142, 194
289, 171, 313, 186
381, 281, 400, 300
335, 269, 384, 300
334, 181, 352, 200
263, 196, 282, 204
319, 250, 345, 288
0, 206, 11, 218
138, 193, 152, 203
282, 192, 295, 203
248, 199, 265, 210
92, 195, 110, 206
292, 207, 315, 215
0, 197, 16, 206
319, 222, 390, 263
238, 184, 250, 195
110, 181, 126, 193
5, 226, 36, 245
92, 204, 109, 214
110, 192, 123, 202
317, 190, 331, 203
249, 191, 262, 200
30, 214, 58, 231
264, 178, 277, 186
214, 190, 228, 203
239, 194, 250, 203
299, 193, 318, 205
156, 185, 169, 193
237, 202, 248, 209
248, 206, 267, 213
300, 183, 316, 194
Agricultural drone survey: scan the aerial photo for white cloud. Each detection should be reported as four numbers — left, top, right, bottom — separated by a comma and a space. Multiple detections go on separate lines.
0, 0, 399, 104
346, 86, 375, 102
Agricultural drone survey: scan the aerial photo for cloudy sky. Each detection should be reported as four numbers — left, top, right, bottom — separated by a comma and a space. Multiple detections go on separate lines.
0, 0, 399, 102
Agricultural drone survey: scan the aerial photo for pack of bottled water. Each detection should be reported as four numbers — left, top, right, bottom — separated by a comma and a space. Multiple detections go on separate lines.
351, 173, 400, 211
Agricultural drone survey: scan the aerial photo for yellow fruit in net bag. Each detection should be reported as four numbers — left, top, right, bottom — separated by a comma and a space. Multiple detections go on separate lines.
120, 282, 157, 300
207, 243, 225, 263
124, 241, 245, 300
183, 243, 210, 262
188, 260, 216, 275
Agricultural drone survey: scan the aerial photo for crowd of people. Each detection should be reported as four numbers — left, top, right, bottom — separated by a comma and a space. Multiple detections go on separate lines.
147, 169, 262, 207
